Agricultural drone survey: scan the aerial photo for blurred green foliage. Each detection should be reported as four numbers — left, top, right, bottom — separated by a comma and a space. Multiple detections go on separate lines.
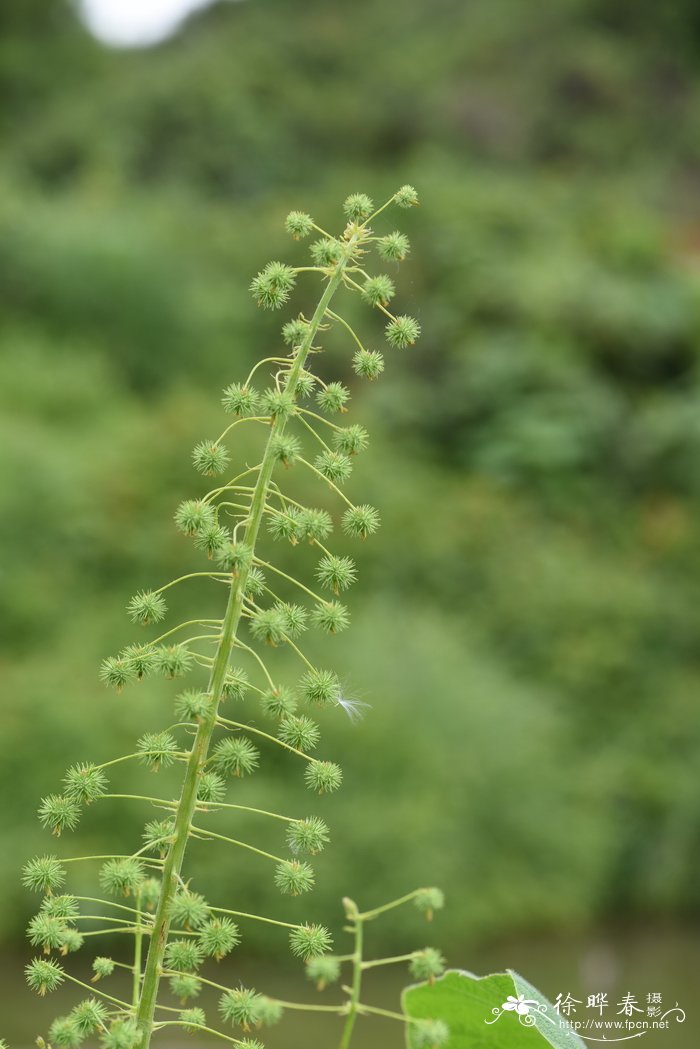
2, 0, 700, 961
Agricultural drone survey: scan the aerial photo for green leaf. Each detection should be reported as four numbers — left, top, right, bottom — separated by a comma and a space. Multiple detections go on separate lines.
402, 969, 586, 1049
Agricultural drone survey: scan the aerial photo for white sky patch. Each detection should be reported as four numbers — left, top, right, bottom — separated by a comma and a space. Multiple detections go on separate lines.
79, 0, 219, 47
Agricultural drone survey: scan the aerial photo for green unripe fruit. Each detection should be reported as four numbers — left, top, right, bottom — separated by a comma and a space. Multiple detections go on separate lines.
274, 859, 315, 896
250, 261, 297, 309
192, 440, 230, 476
343, 193, 374, 221
377, 231, 410, 261
289, 923, 333, 960
285, 211, 314, 239
385, 314, 420, 348
353, 348, 385, 379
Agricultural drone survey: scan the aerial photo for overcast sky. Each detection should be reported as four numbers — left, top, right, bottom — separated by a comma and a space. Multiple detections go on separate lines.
79, 0, 220, 47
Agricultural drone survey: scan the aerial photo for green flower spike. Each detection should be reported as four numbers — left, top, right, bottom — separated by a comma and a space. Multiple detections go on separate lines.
21, 188, 425, 1046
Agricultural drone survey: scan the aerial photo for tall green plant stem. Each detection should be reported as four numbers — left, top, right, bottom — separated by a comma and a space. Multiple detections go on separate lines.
132, 886, 143, 1008
338, 899, 364, 1049
135, 239, 357, 1045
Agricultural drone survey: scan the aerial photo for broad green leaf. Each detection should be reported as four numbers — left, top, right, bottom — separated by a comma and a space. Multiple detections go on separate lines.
402, 969, 586, 1049
511, 970, 587, 1049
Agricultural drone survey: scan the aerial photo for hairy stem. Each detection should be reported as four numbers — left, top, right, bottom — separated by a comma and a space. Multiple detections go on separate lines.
135, 239, 356, 1045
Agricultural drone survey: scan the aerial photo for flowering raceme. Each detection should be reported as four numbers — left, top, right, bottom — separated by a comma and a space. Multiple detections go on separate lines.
20, 187, 449, 1049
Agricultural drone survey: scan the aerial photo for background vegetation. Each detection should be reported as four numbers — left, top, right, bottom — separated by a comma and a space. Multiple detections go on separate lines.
2, 0, 700, 1039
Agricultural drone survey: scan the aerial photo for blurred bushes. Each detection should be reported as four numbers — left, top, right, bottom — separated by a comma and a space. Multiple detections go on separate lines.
2, 0, 700, 955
